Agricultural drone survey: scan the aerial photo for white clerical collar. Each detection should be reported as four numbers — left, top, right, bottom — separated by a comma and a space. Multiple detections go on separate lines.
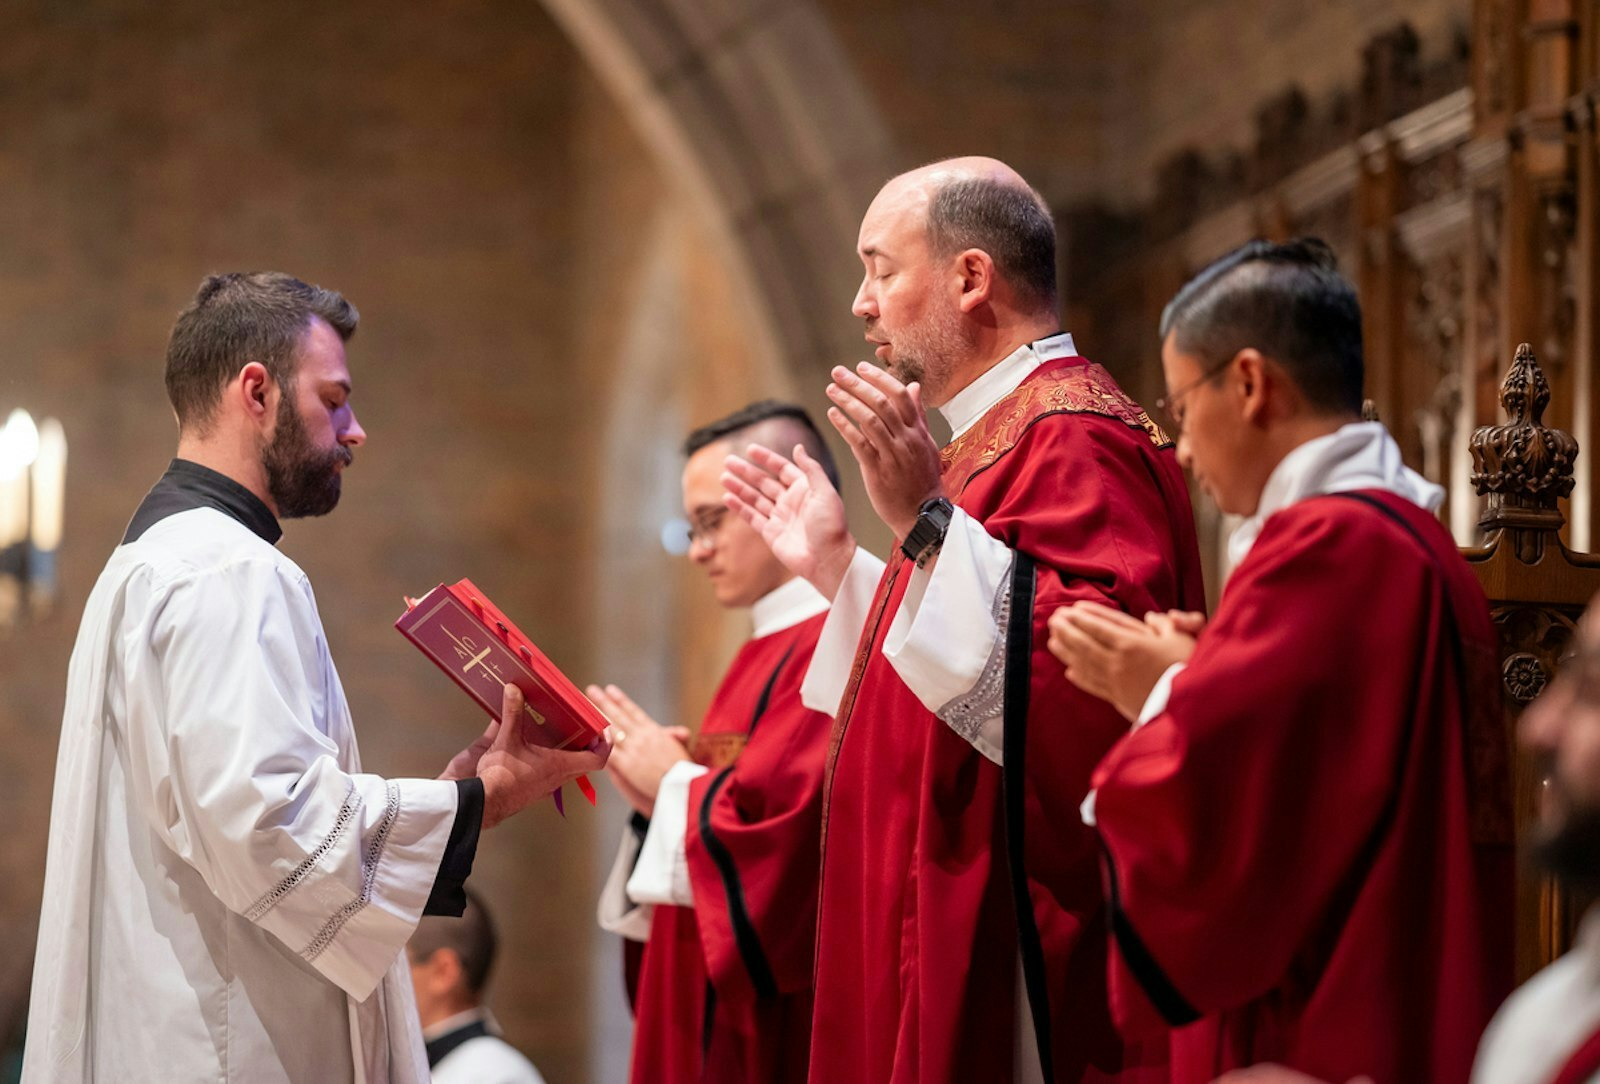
938, 332, 1078, 440
1228, 420, 1445, 566
422, 1007, 490, 1043
751, 576, 829, 639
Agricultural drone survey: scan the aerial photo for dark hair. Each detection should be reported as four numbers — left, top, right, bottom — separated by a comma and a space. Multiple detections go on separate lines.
926, 176, 1057, 314
684, 399, 842, 491
165, 272, 358, 432
409, 888, 498, 997
1159, 237, 1364, 416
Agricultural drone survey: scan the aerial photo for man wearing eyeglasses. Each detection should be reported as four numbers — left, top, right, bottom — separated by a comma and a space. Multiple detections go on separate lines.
592, 401, 841, 1084
1048, 238, 1515, 1083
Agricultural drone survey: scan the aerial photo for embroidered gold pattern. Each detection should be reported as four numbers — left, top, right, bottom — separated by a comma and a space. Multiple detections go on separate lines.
940, 362, 1171, 494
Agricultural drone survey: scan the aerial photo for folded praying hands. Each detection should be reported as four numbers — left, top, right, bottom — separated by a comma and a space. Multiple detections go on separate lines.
585, 683, 692, 817
823, 362, 944, 540
1047, 602, 1205, 722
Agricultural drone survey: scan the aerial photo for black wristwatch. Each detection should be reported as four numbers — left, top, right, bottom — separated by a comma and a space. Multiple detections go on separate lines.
900, 496, 954, 567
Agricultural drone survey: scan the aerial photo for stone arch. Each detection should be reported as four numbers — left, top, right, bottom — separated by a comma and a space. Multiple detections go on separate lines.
539, 0, 898, 385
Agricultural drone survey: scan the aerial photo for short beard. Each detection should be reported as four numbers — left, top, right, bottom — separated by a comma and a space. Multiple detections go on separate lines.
1531, 807, 1600, 894
262, 394, 351, 519
1530, 765, 1600, 893
882, 298, 970, 404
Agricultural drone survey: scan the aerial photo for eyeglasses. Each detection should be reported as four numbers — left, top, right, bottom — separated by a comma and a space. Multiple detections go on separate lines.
1153, 355, 1233, 434
686, 507, 730, 547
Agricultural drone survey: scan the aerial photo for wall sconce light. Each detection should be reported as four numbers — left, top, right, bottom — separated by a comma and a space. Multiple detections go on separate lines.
0, 408, 67, 628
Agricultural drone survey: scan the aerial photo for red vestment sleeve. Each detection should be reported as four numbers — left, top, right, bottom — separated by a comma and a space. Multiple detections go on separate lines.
1091, 500, 1484, 1027
955, 411, 1204, 1078
682, 634, 830, 1004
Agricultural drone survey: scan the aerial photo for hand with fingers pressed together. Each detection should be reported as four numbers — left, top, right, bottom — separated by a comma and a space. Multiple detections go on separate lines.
722, 442, 857, 600
1046, 601, 1204, 722
585, 682, 692, 817
823, 361, 945, 541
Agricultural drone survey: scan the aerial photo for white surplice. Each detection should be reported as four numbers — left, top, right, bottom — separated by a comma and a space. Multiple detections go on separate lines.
24, 506, 458, 1083
425, 1009, 547, 1084
1472, 907, 1600, 1084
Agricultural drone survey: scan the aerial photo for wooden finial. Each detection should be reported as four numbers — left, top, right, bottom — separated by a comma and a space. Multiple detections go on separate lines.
1469, 343, 1579, 560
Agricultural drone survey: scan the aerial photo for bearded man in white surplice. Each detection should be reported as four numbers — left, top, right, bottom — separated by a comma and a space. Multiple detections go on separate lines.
23, 272, 608, 1084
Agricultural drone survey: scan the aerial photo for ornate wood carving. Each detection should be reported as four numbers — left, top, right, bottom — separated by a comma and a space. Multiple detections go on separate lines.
1466, 343, 1600, 976
1471, 182, 1506, 422
1470, 343, 1579, 558
1535, 189, 1579, 384
1408, 248, 1466, 485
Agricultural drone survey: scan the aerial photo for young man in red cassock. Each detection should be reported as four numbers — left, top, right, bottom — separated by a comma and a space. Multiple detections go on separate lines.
723, 157, 1204, 1083
1048, 238, 1515, 1084
592, 401, 842, 1084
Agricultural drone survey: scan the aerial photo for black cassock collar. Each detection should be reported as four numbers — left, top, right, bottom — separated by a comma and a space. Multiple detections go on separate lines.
123, 459, 282, 546
424, 1018, 492, 1068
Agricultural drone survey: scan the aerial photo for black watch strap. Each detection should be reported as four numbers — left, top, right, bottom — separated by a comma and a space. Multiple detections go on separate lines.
901, 497, 954, 566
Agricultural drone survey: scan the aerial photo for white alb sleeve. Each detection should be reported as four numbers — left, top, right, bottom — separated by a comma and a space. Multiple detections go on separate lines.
597, 826, 654, 941
800, 546, 888, 716
883, 509, 1015, 764
625, 760, 711, 908
122, 559, 458, 1001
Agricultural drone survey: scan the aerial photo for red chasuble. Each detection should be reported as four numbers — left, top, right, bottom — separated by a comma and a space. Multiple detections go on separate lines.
630, 611, 830, 1084
808, 356, 1205, 1084
1091, 490, 1516, 1084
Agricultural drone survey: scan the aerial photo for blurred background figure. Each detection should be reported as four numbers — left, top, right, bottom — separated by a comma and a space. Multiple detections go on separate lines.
1471, 600, 1600, 1083
409, 890, 546, 1084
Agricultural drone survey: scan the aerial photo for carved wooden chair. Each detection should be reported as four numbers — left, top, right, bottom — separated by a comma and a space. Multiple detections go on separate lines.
1464, 343, 1600, 979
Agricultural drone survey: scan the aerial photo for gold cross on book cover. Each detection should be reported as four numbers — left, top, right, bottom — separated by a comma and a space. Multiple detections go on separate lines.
397, 578, 606, 811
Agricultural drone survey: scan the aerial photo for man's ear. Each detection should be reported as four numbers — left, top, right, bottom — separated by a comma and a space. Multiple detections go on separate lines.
411, 947, 459, 994
434, 947, 466, 992
238, 362, 275, 425
1232, 348, 1269, 423
954, 248, 996, 314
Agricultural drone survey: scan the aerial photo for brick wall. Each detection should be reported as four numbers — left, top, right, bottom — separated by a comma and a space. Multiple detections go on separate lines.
0, 3, 776, 1080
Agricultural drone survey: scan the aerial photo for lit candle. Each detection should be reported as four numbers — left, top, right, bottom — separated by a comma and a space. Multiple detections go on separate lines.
0, 409, 36, 551
30, 417, 66, 551
30, 417, 66, 601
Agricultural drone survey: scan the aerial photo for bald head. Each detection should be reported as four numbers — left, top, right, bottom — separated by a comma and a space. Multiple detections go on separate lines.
852, 157, 1059, 405
866, 157, 1057, 316
875, 156, 1033, 206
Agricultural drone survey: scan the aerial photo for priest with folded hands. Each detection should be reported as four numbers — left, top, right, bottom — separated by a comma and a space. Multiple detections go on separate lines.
1048, 238, 1515, 1084
724, 157, 1203, 1083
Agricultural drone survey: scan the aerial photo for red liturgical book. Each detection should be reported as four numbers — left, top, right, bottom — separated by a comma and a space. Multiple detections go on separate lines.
397, 579, 604, 809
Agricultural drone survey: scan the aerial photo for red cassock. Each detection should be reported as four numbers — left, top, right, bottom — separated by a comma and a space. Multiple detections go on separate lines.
630, 611, 831, 1084
809, 356, 1205, 1083
1091, 489, 1516, 1083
